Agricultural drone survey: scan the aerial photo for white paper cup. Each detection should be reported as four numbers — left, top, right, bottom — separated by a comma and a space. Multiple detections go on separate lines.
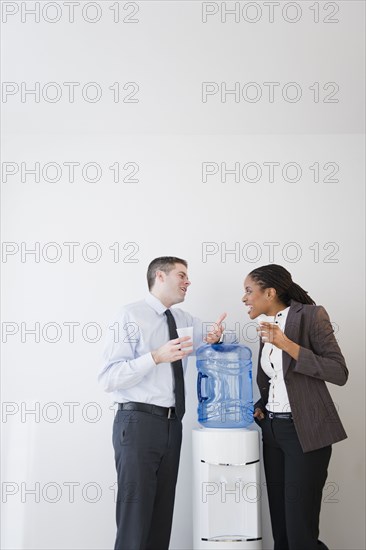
256, 316, 275, 342
256, 315, 275, 325
257, 315, 276, 343
176, 326, 193, 352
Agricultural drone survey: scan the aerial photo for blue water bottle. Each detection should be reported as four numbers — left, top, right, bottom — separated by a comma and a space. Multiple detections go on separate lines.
196, 331, 253, 428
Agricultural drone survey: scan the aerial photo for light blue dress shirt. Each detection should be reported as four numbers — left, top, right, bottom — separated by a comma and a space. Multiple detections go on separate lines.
99, 293, 204, 407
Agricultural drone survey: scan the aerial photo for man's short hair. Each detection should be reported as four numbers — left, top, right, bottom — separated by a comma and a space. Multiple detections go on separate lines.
147, 256, 188, 291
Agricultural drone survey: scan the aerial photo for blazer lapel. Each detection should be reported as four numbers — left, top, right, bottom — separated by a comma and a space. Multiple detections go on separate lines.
283, 301, 303, 378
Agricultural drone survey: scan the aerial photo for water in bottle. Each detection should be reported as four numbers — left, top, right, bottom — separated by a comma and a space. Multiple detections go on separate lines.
196, 332, 253, 428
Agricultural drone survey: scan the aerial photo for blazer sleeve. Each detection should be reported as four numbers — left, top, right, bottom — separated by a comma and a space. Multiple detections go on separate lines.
292, 306, 348, 386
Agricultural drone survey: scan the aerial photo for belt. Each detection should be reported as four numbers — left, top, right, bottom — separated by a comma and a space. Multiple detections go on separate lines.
267, 411, 293, 420
118, 401, 176, 419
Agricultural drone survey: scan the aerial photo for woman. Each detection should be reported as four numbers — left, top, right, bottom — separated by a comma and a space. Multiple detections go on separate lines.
242, 264, 348, 550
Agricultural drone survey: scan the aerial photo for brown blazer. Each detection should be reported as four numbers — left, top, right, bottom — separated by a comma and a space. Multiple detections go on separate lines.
255, 300, 348, 453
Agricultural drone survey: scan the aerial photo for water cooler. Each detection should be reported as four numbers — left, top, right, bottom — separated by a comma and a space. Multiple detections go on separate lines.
192, 335, 262, 550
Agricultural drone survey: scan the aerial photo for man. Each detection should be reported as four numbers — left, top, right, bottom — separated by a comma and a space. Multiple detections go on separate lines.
99, 256, 226, 550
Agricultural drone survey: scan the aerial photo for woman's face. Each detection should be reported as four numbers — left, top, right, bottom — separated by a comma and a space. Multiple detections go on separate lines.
242, 275, 271, 319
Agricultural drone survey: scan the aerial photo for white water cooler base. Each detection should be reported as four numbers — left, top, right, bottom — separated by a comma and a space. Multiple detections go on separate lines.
192, 427, 262, 550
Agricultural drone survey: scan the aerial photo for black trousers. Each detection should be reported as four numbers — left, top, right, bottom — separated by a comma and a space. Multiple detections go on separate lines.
259, 415, 331, 550
112, 409, 182, 550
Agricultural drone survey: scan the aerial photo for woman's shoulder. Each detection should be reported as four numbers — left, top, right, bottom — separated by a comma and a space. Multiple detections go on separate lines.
290, 301, 328, 318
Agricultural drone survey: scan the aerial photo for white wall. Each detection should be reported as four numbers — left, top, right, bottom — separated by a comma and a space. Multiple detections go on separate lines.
1, 1, 365, 549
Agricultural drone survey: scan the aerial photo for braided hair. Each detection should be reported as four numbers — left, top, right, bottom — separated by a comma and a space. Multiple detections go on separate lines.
248, 264, 315, 306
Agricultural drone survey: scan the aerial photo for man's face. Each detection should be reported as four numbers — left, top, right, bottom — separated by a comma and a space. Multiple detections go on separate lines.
159, 263, 191, 306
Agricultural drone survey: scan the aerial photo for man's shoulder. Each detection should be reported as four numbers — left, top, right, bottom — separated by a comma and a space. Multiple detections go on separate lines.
171, 306, 194, 322
171, 306, 187, 315
124, 298, 146, 309
122, 299, 148, 314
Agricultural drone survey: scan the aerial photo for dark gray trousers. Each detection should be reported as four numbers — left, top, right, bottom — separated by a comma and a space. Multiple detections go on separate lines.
113, 409, 182, 550
259, 415, 331, 550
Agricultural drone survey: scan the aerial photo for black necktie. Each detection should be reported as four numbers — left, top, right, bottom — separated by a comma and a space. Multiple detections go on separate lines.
164, 309, 185, 420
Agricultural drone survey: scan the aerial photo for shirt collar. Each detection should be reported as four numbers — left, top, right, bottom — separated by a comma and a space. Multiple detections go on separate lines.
145, 293, 168, 315
274, 306, 290, 327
